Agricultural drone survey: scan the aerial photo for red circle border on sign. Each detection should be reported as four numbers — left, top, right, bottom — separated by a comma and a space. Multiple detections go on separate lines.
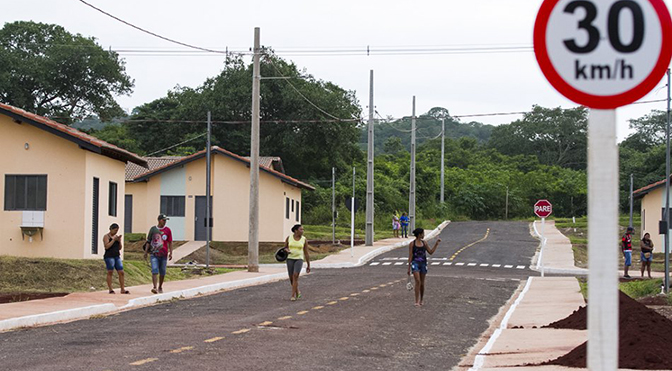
534, 0, 672, 109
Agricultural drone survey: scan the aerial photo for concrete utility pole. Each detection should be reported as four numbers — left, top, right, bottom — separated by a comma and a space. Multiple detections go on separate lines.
629, 173, 633, 229
666, 68, 671, 293
206, 111, 212, 269
440, 118, 445, 204
505, 186, 509, 220
365, 70, 374, 246
247, 27, 261, 273
351, 167, 355, 257
332, 167, 336, 244
409, 96, 416, 232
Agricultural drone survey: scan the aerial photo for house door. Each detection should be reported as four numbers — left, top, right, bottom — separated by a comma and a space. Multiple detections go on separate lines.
124, 195, 133, 233
195, 196, 212, 241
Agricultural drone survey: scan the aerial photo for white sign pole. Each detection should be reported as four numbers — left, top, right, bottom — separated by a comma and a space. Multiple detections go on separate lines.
541, 217, 545, 277
350, 197, 355, 258
587, 109, 619, 371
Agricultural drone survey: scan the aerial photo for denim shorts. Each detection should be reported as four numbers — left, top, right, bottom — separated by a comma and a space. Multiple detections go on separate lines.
623, 250, 632, 266
641, 251, 653, 262
151, 255, 168, 276
411, 261, 427, 274
104, 256, 123, 271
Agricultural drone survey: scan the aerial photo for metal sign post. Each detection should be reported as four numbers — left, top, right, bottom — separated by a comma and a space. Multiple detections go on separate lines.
534, 1, 672, 369
534, 199, 553, 277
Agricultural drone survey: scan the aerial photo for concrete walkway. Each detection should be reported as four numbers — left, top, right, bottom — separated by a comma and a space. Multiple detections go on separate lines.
169, 240, 205, 264
0, 221, 449, 332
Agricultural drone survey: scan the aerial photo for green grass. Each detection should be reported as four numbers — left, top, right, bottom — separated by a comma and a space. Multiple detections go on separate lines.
619, 278, 665, 299
0, 255, 236, 294
124, 233, 146, 243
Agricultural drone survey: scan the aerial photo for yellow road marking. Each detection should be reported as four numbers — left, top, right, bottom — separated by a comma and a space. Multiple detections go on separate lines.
232, 329, 250, 334
379, 284, 387, 287
350, 293, 359, 297
327, 301, 338, 305
170, 346, 194, 354
371, 287, 379, 290
259, 321, 273, 326
278, 315, 292, 320
297, 310, 309, 315
387, 281, 394, 285
312, 306, 324, 310
362, 289, 370, 293
204, 337, 224, 343
130, 358, 158, 366
449, 229, 490, 261
339, 297, 349, 301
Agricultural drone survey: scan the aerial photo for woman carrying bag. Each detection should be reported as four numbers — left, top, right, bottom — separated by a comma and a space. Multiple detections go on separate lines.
407, 228, 441, 307
283, 224, 311, 301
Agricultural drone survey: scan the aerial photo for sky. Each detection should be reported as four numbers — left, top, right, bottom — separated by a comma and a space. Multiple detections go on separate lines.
3, 0, 671, 141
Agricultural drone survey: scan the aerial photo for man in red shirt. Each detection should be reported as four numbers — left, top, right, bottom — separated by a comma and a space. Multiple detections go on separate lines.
622, 227, 634, 279
144, 214, 173, 293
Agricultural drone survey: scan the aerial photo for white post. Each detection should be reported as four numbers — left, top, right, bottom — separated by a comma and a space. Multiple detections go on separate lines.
351, 167, 355, 258
540, 217, 545, 277
587, 109, 619, 371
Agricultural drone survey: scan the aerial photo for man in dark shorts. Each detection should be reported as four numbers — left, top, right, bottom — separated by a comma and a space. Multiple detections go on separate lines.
622, 226, 634, 279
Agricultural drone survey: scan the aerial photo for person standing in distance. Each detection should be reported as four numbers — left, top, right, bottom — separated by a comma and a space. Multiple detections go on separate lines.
640, 232, 654, 279
283, 224, 311, 301
622, 226, 634, 279
407, 228, 441, 307
102, 223, 129, 294
144, 214, 173, 294
399, 212, 410, 238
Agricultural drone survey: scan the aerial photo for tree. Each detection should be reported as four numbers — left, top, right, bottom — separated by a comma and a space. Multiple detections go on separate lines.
489, 105, 588, 170
627, 110, 667, 147
128, 55, 362, 180
0, 21, 133, 123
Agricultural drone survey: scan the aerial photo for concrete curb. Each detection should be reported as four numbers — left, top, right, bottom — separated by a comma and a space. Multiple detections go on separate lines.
529, 266, 589, 276
0, 303, 117, 332
121, 272, 288, 309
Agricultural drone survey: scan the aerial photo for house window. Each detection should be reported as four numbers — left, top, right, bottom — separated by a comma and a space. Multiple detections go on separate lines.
161, 196, 185, 217
286, 197, 290, 219
292, 199, 294, 212
108, 182, 117, 217
92, 177, 100, 254
4, 175, 47, 211
296, 201, 300, 222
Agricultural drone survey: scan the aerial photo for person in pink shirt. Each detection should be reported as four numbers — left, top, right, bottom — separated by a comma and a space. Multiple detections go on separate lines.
144, 214, 173, 293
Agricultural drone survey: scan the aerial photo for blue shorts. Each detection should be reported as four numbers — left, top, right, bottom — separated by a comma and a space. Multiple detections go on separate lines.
641, 251, 653, 262
411, 261, 427, 274
151, 255, 168, 276
623, 250, 632, 266
104, 257, 123, 271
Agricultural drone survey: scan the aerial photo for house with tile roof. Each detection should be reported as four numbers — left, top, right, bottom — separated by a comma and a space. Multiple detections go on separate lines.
633, 175, 672, 249
125, 147, 313, 242
0, 103, 147, 259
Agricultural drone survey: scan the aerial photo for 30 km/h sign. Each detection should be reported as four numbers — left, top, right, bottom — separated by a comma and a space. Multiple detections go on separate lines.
534, 199, 553, 218
534, 0, 672, 108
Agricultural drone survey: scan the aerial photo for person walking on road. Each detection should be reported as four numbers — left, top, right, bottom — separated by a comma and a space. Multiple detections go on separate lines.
392, 213, 401, 238
622, 226, 634, 279
640, 232, 654, 279
103, 223, 129, 294
283, 224, 311, 301
407, 228, 441, 307
144, 214, 173, 294
400, 212, 410, 238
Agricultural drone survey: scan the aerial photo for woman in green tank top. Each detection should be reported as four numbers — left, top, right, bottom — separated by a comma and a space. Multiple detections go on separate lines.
283, 224, 311, 301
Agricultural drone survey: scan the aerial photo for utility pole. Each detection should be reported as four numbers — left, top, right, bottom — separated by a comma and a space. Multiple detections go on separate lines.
247, 27, 260, 273
666, 68, 671, 293
409, 96, 416, 232
206, 112, 212, 269
351, 167, 355, 257
365, 70, 374, 246
629, 173, 633, 229
332, 167, 336, 244
505, 186, 509, 220
440, 118, 445, 204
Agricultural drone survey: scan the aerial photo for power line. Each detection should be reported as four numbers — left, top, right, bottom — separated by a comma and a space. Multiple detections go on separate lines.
145, 132, 207, 156
121, 118, 360, 124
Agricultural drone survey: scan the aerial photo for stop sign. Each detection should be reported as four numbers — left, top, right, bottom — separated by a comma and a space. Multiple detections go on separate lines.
534, 199, 553, 218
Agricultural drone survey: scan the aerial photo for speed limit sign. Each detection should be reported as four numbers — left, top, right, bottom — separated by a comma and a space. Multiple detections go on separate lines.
534, 0, 672, 108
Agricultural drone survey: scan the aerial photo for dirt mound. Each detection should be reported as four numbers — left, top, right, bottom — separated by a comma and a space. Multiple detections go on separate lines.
543, 291, 672, 369
544, 306, 587, 330
638, 295, 670, 306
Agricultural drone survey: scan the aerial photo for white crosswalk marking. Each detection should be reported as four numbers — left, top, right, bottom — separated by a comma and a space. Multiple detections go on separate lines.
504, 265, 514, 268
492, 264, 501, 268
431, 262, 440, 265
394, 262, 404, 265
467, 263, 477, 266
480, 264, 489, 267
382, 262, 392, 266
456, 263, 465, 266
370, 262, 380, 266
443, 262, 452, 266
516, 265, 526, 269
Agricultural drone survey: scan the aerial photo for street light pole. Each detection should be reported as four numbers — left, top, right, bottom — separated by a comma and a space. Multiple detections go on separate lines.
440, 118, 445, 204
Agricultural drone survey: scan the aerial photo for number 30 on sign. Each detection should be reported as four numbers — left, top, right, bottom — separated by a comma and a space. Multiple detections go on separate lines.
534, 0, 672, 109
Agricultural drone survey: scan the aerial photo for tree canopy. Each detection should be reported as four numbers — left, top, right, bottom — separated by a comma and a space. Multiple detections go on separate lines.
0, 21, 133, 123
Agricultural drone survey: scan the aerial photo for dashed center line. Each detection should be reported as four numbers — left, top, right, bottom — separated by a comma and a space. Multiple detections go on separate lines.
130, 358, 158, 366
170, 346, 194, 354
297, 310, 309, 315
313, 305, 324, 310
327, 301, 338, 305
350, 293, 359, 297
362, 290, 370, 293
278, 315, 293, 320
204, 337, 224, 343
339, 297, 349, 301
258, 321, 273, 326
232, 329, 250, 335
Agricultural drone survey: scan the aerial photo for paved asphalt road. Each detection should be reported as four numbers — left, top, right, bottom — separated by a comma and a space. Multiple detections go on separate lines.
0, 221, 539, 371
